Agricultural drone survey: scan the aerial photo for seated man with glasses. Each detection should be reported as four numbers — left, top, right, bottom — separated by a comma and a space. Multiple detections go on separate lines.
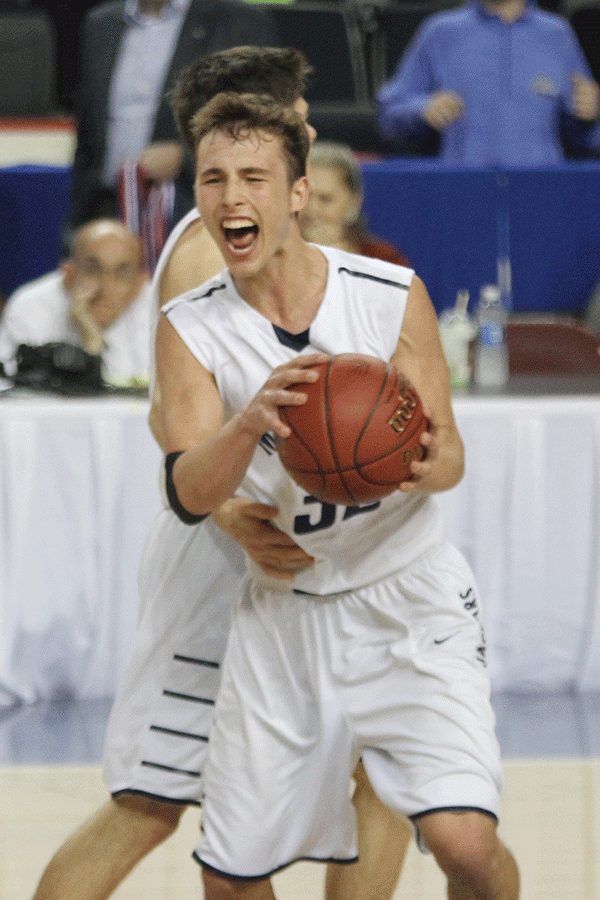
0, 219, 151, 388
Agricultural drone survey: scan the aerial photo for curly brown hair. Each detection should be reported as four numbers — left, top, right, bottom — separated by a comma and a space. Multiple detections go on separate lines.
170, 46, 312, 156
191, 92, 310, 184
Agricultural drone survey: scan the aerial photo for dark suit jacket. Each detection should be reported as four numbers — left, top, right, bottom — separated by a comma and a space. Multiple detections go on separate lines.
69, 0, 276, 229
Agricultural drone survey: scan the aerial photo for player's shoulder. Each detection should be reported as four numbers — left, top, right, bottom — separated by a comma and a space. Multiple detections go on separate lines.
324, 246, 414, 292
162, 270, 229, 318
163, 218, 211, 280
172, 218, 223, 276
157, 208, 203, 278
158, 210, 225, 308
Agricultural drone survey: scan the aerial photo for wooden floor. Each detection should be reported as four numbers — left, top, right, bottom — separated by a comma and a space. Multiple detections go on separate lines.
1, 695, 599, 899
2, 758, 599, 900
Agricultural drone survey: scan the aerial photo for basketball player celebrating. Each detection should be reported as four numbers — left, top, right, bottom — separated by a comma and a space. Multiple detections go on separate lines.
157, 94, 520, 899
32, 50, 410, 900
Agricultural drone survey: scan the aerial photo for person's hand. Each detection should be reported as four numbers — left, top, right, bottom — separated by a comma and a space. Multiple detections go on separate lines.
397, 422, 436, 492
213, 496, 314, 580
396, 405, 452, 494
238, 354, 329, 440
69, 277, 105, 354
422, 91, 465, 131
571, 74, 600, 122
138, 141, 185, 182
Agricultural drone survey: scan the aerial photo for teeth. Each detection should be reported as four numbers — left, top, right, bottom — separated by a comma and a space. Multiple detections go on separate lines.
222, 218, 254, 229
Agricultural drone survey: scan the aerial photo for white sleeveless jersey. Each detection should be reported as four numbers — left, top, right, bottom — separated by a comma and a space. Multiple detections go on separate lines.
165, 246, 446, 594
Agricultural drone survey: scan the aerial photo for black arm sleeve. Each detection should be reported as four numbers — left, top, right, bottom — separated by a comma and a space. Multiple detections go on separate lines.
165, 451, 209, 525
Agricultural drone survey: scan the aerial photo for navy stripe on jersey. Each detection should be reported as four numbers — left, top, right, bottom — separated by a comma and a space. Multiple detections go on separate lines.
162, 280, 227, 313
113, 785, 201, 804
163, 689, 216, 705
259, 433, 277, 454
150, 724, 209, 742
272, 324, 310, 350
338, 266, 411, 291
139, 761, 202, 779
173, 653, 220, 668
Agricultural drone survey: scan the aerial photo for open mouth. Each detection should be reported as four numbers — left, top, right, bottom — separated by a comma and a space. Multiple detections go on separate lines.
222, 219, 259, 254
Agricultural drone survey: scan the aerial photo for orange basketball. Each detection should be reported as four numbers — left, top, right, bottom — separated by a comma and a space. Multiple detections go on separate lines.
277, 353, 428, 505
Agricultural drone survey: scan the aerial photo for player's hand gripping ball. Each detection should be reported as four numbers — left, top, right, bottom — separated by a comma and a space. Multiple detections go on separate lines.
277, 353, 429, 505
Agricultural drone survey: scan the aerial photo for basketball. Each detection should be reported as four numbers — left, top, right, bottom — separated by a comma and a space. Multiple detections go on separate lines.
277, 353, 428, 505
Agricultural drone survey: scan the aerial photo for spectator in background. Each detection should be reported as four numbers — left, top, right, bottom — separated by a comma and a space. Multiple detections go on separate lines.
376, 0, 600, 166
0, 219, 151, 387
68, 0, 275, 236
300, 141, 412, 265
32, 0, 100, 112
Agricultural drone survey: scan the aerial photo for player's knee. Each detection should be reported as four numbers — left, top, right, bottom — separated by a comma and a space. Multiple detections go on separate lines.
113, 794, 184, 844
418, 811, 502, 891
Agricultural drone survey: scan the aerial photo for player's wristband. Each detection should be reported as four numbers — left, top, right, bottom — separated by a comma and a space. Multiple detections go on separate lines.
165, 451, 208, 525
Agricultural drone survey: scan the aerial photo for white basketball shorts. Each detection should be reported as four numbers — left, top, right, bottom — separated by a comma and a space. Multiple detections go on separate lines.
196, 541, 503, 878
102, 509, 244, 804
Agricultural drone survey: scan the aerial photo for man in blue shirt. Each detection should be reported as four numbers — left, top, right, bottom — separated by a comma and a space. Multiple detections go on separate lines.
376, 0, 600, 166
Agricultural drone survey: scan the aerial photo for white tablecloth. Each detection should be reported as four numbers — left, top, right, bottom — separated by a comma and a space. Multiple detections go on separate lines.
442, 391, 600, 693
440, 395, 600, 690
0, 394, 162, 705
1, 387, 599, 705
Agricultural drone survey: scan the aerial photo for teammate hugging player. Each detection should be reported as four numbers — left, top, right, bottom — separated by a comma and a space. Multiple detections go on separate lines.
157, 93, 520, 899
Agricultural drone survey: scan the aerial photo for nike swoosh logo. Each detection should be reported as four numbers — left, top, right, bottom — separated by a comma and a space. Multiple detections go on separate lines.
433, 631, 460, 645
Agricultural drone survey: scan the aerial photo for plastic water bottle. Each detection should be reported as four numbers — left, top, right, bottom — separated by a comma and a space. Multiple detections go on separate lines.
438, 289, 476, 388
474, 284, 509, 387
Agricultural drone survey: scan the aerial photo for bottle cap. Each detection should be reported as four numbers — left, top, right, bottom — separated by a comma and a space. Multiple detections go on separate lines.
480, 284, 501, 304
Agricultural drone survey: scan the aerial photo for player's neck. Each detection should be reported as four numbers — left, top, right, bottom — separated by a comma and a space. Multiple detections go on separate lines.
481, 0, 526, 22
234, 241, 327, 335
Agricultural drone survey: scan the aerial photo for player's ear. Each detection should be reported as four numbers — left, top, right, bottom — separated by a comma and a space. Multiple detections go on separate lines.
290, 175, 310, 215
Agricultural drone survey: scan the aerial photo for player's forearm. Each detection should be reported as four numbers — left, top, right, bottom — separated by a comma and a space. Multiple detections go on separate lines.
430, 423, 464, 492
171, 414, 259, 516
